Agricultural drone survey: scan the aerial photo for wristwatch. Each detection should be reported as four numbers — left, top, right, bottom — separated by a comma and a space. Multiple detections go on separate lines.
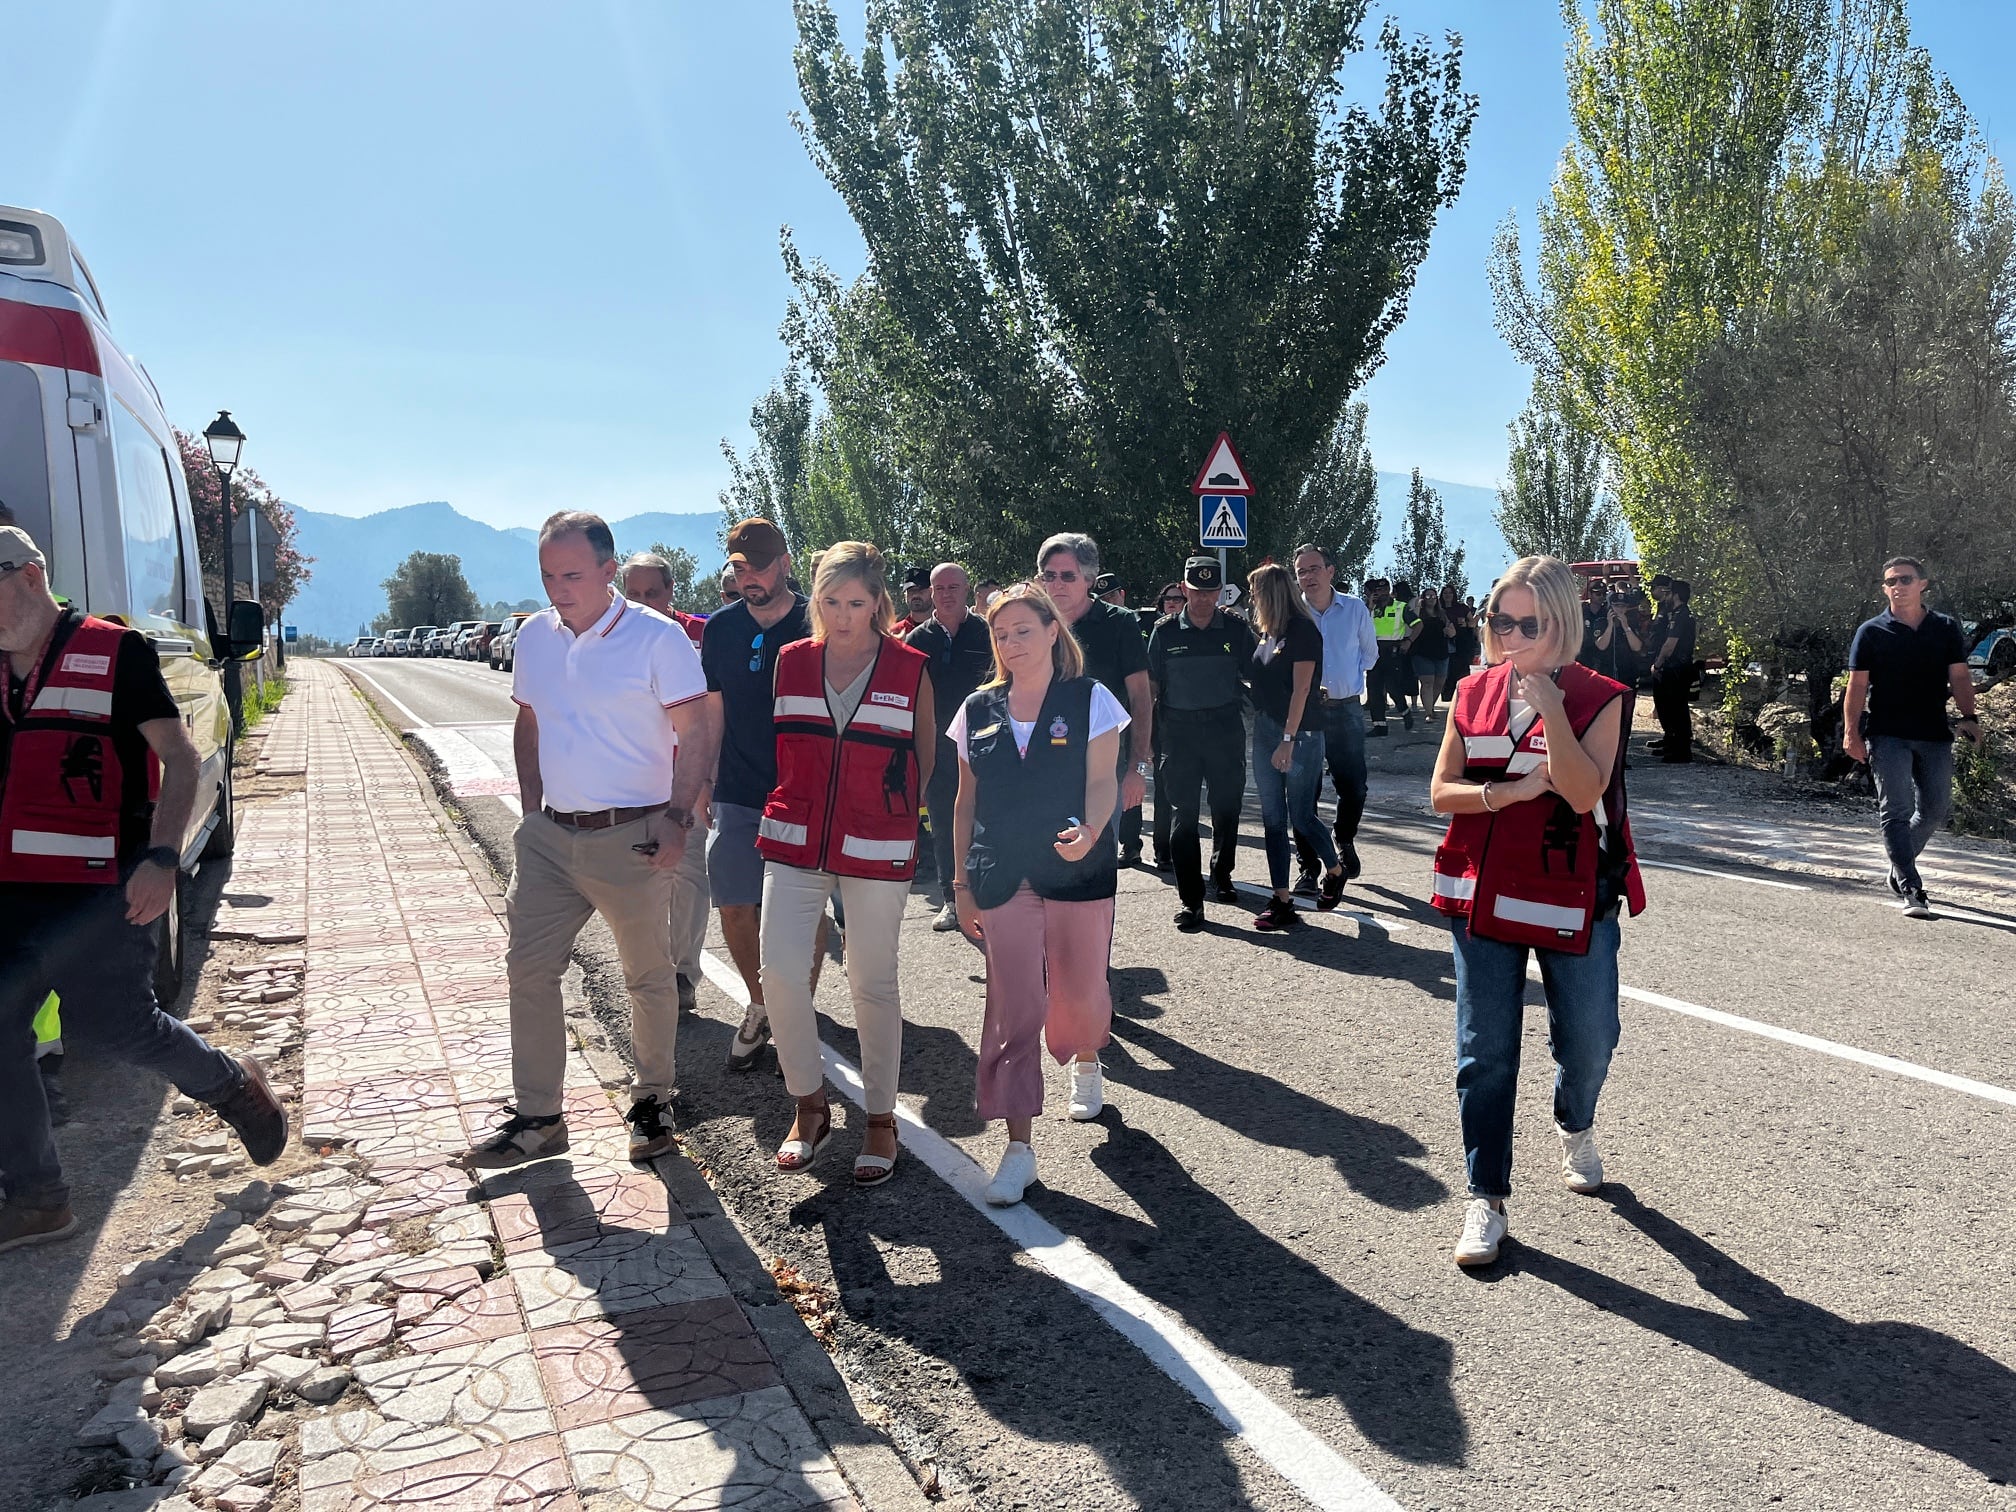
142, 845, 179, 870
1133, 761, 1153, 779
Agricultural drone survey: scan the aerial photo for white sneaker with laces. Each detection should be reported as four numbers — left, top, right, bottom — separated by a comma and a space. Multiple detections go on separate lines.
932, 900, 960, 931
1453, 1198, 1507, 1267
1067, 1060, 1104, 1121
984, 1141, 1038, 1206
1559, 1124, 1604, 1193
726, 1004, 771, 1072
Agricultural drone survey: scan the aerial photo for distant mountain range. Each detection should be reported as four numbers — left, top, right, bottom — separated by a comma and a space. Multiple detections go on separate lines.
285, 474, 1512, 638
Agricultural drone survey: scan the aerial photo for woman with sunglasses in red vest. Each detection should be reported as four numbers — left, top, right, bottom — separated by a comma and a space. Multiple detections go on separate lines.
757, 542, 935, 1186
1428, 555, 1646, 1268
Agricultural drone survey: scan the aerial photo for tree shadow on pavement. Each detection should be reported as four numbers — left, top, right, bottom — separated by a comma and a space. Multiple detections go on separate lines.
1514, 1184, 2016, 1486
1100, 1014, 1447, 1212
1034, 1114, 1467, 1468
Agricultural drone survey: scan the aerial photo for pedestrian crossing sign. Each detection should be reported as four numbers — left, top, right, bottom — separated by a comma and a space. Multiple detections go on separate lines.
1199, 494, 1248, 547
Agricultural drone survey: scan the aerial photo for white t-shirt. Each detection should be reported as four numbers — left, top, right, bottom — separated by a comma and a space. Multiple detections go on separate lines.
511, 594, 707, 812
945, 682, 1131, 761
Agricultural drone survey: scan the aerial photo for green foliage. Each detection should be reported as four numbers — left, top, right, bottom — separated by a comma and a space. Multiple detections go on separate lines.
786, 0, 1476, 590
482, 598, 542, 620
1253, 401, 1379, 583
241, 673, 288, 731
1494, 383, 1624, 565
373, 552, 479, 633
1388, 468, 1466, 596
176, 428, 312, 619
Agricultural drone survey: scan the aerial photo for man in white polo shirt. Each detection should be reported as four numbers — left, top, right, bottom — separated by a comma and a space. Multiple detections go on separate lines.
463, 511, 721, 1168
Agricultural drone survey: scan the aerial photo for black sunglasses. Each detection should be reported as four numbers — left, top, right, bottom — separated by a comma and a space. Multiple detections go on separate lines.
1486, 613, 1548, 640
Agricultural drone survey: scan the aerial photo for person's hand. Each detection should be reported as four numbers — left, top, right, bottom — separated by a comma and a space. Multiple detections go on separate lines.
1844, 729, 1869, 764
1270, 739, 1294, 773
125, 859, 176, 925
1512, 666, 1567, 724
1957, 717, 1985, 749
956, 891, 985, 943
1053, 822, 1096, 863
1506, 767, 1557, 806
637, 810, 688, 872
1120, 769, 1147, 811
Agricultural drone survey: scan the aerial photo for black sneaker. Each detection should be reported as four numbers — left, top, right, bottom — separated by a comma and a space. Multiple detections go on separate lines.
676, 974, 698, 1013
1212, 878, 1239, 904
1369, 725, 1388, 738
0, 1200, 77, 1255
1317, 871, 1346, 911
1340, 839, 1362, 881
626, 1096, 676, 1161
1253, 899, 1302, 931
1292, 870, 1321, 896
1903, 888, 1934, 920
1403, 710, 1415, 732
1885, 870, 1905, 897
1152, 853, 1173, 874
461, 1107, 569, 1169
1173, 907, 1204, 933
1119, 845, 1144, 867
210, 1055, 288, 1166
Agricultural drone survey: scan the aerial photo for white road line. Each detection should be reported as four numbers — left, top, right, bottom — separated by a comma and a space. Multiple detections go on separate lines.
694, 949, 1401, 1512
1637, 858, 1811, 891
341, 662, 434, 729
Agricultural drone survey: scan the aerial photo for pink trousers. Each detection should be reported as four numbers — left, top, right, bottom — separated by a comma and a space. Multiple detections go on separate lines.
976, 884, 1115, 1120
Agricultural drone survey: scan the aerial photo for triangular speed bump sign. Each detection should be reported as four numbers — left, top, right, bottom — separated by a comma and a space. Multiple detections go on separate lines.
1190, 432, 1253, 495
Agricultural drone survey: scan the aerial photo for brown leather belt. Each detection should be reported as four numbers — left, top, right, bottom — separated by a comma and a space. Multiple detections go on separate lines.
542, 803, 663, 831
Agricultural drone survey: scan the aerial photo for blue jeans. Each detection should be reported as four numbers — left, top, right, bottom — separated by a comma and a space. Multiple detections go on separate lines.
1867, 736, 1954, 892
1451, 912, 1621, 1200
1295, 699, 1367, 881
1251, 711, 1334, 890
0, 882, 241, 1209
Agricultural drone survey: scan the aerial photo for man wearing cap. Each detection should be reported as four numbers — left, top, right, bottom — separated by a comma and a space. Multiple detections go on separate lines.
620, 553, 711, 1013
0, 526, 287, 1249
1147, 557, 1255, 929
1039, 533, 1154, 865
1292, 544, 1378, 888
466, 512, 720, 1170
702, 518, 813, 1070
894, 566, 933, 637
906, 562, 993, 930
1096, 574, 1128, 609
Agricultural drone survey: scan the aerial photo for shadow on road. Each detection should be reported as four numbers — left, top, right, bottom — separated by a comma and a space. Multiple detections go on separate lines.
1516, 1185, 2016, 1486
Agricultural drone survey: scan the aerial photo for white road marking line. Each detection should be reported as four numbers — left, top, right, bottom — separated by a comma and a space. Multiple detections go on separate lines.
340, 662, 434, 729
694, 948, 1401, 1512
1522, 962, 2016, 1109
1637, 858, 1810, 891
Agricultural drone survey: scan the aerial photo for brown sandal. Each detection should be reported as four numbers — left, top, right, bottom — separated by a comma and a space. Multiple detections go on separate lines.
853, 1113, 900, 1187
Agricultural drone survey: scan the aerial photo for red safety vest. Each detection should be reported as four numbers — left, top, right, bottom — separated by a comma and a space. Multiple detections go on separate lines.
757, 635, 926, 879
0, 612, 150, 885
1431, 660, 1646, 954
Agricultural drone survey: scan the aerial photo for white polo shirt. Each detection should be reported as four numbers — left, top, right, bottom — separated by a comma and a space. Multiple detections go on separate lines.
510, 593, 707, 813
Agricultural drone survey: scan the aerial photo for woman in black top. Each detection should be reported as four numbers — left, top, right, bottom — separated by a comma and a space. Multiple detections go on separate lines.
1408, 588, 1450, 716
1245, 563, 1345, 927
1441, 583, 1478, 702
950, 583, 1128, 1206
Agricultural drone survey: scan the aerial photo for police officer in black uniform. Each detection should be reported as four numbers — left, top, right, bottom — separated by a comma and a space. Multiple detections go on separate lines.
1147, 557, 1256, 931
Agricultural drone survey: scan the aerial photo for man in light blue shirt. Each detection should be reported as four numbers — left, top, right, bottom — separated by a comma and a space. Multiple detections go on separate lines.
1293, 544, 1379, 889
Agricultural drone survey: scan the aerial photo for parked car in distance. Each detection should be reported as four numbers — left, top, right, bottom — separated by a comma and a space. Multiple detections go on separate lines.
459, 621, 499, 660
350, 636, 375, 656
1967, 609, 2014, 680
492, 610, 538, 671
381, 629, 410, 656
405, 625, 439, 657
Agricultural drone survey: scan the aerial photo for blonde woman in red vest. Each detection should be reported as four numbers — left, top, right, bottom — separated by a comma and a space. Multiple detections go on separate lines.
1428, 555, 1646, 1268
758, 542, 934, 1185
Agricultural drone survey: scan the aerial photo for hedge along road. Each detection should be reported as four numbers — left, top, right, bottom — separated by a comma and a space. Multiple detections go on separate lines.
338, 653, 2016, 1512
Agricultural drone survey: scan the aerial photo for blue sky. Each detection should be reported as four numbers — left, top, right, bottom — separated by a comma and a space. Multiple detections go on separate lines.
12, 2, 2015, 530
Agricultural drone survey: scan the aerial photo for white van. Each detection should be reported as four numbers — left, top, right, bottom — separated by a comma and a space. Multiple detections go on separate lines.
0, 204, 261, 997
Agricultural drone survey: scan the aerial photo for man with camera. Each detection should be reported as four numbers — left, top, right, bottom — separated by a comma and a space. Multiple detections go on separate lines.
1646, 576, 1698, 763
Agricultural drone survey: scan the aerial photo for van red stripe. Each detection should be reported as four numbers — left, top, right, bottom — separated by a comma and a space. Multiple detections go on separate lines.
0, 298, 100, 376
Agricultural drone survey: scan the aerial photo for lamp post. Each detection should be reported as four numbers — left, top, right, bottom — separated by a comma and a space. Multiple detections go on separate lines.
204, 410, 247, 733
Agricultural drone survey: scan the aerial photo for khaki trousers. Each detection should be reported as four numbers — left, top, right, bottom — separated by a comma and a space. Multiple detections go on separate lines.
670, 818, 709, 980
506, 811, 679, 1116
758, 862, 908, 1114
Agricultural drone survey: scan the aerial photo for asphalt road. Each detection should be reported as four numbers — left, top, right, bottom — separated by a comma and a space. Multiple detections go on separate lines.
338, 653, 2016, 1512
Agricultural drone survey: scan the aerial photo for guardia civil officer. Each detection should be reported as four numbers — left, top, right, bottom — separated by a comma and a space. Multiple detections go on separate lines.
0, 526, 287, 1251
1146, 557, 1254, 930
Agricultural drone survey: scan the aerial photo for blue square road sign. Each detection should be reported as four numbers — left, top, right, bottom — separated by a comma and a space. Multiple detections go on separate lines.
1198, 494, 1248, 547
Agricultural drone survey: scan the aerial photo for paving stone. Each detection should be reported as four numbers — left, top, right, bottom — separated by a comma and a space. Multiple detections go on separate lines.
561, 1386, 851, 1511
530, 1297, 779, 1429
326, 1301, 396, 1358
300, 1434, 579, 1512
183, 1379, 267, 1438
298, 1336, 555, 1479
508, 1225, 727, 1328
253, 1353, 320, 1392
354, 1163, 476, 1226
249, 1319, 325, 1358
276, 1282, 344, 1321
115, 1417, 165, 1458
156, 1337, 247, 1387
398, 1277, 522, 1353
296, 1365, 352, 1403
217, 1435, 283, 1485
214, 1485, 272, 1512
195, 1421, 247, 1461
488, 1166, 671, 1256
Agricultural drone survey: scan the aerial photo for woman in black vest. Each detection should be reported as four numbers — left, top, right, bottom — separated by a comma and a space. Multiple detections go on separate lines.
949, 583, 1130, 1206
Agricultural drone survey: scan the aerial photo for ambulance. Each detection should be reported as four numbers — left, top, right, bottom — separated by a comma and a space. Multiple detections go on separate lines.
0, 205, 262, 998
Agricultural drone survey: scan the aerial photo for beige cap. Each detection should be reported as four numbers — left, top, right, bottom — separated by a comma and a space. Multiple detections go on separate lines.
0, 525, 46, 575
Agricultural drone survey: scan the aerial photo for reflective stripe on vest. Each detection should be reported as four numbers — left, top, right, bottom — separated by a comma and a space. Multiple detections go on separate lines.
757, 815, 808, 848
1490, 892, 1588, 933
0, 614, 136, 885
1432, 870, 1476, 902
12, 829, 118, 858
841, 833, 915, 863
30, 685, 114, 718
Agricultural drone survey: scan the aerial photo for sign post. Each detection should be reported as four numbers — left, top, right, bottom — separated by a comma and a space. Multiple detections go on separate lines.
1190, 432, 1253, 590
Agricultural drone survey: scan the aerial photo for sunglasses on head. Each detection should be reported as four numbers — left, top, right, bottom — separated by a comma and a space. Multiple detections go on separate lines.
1486, 613, 1548, 641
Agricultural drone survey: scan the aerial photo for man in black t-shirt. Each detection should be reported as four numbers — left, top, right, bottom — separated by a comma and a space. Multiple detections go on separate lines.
701, 517, 813, 1067
1648, 576, 1700, 763
1843, 556, 1981, 917
1040, 533, 1154, 863
0, 526, 285, 1252
906, 563, 993, 926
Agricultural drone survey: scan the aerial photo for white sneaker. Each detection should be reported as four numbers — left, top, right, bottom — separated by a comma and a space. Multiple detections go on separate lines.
1453, 1198, 1507, 1267
984, 1142, 1037, 1206
1559, 1125, 1604, 1193
726, 1005, 771, 1072
932, 901, 960, 931
1067, 1060, 1104, 1121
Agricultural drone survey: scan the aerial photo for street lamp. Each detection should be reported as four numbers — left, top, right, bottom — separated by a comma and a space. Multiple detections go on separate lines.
204, 410, 247, 733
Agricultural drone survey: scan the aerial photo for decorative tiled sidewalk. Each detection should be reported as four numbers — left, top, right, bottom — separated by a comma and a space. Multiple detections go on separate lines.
283, 663, 856, 1511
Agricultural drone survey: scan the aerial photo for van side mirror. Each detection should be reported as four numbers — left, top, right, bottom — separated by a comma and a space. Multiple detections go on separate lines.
228, 600, 266, 660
